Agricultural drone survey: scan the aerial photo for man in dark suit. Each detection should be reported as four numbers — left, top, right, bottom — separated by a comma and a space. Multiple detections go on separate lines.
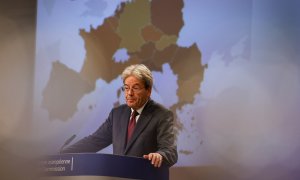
62, 64, 178, 167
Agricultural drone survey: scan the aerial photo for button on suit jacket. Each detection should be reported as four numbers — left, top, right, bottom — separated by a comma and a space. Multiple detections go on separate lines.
62, 99, 178, 167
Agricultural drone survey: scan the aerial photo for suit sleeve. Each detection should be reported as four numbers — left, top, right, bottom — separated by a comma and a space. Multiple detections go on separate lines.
156, 110, 178, 167
61, 111, 113, 153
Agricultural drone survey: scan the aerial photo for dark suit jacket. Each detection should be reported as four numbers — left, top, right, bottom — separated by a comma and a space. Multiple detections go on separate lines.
62, 99, 178, 166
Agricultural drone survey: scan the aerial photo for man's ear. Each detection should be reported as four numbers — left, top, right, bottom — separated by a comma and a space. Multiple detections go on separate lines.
147, 88, 152, 97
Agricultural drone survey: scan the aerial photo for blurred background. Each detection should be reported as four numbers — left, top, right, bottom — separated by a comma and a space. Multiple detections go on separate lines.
0, 0, 300, 179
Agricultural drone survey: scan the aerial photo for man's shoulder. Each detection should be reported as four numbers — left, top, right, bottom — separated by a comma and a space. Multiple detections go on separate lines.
112, 103, 130, 112
146, 99, 171, 113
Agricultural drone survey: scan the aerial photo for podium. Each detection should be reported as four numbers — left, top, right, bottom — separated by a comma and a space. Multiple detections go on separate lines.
40, 153, 169, 180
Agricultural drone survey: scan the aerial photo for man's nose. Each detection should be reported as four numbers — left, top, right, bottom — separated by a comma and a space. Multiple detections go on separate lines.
127, 89, 134, 95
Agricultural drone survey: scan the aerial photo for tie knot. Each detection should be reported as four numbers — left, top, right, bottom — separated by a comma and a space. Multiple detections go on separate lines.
132, 110, 139, 117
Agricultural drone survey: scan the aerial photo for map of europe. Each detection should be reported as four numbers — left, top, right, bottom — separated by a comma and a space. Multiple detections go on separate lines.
42, 0, 206, 135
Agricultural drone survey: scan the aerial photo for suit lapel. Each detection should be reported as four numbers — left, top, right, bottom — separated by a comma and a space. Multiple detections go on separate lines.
121, 107, 131, 152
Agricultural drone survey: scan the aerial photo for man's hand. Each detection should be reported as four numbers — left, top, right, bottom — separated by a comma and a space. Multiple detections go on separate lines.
143, 153, 163, 168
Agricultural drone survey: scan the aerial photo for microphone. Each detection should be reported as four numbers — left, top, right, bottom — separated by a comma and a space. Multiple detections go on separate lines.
59, 134, 76, 154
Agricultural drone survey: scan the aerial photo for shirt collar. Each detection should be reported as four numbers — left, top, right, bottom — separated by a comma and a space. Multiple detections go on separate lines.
131, 100, 148, 115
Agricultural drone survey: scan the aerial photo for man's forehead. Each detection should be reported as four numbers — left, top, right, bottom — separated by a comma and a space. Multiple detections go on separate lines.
124, 82, 143, 86
124, 76, 143, 84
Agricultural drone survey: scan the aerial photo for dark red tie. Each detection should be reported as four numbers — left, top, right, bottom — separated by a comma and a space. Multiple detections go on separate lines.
127, 110, 138, 142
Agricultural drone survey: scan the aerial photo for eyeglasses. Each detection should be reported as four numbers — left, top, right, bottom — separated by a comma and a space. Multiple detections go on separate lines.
121, 85, 144, 93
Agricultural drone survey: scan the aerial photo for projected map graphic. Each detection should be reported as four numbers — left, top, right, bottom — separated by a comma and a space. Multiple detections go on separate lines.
34, 0, 252, 166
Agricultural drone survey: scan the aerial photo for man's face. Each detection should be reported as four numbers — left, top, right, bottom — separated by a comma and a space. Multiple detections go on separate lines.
124, 76, 151, 110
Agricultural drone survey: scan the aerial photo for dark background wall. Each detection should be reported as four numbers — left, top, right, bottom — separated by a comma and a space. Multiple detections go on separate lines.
0, 0, 36, 150
0, 1, 36, 179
